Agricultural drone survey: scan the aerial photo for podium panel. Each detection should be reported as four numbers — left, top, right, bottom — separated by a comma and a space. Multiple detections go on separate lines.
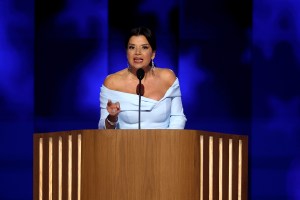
33, 129, 248, 200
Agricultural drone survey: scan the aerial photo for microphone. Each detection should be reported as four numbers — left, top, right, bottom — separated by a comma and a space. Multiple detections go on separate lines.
136, 68, 145, 129
137, 68, 145, 80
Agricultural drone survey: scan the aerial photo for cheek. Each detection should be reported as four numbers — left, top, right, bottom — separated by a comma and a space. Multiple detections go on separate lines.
145, 52, 153, 58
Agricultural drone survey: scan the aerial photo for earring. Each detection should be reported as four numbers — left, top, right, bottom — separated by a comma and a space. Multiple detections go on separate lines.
127, 62, 131, 71
151, 59, 155, 68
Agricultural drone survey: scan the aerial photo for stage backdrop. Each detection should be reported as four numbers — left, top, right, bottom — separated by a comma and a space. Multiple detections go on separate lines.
0, 0, 299, 199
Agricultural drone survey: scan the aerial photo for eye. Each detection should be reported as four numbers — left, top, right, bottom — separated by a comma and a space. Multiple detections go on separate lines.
128, 45, 135, 49
142, 46, 149, 50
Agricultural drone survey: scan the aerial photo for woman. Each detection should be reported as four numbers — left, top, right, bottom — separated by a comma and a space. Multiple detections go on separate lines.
98, 27, 187, 129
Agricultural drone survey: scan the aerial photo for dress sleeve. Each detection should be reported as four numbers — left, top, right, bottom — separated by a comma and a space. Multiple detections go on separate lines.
168, 95, 187, 129
166, 78, 187, 129
98, 85, 120, 129
98, 106, 107, 129
98, 88, 108, 129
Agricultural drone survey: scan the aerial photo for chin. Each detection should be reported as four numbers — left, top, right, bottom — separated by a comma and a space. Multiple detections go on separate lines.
133, 65, 144, 69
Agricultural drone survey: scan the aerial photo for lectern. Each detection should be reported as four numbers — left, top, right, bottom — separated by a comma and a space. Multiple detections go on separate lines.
33, 129, 248, 200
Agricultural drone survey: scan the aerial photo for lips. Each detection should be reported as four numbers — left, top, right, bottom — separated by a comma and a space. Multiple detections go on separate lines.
134, 58, 143, 63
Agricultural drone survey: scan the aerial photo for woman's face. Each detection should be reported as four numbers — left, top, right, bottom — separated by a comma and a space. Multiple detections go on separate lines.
126, 35, 155, 70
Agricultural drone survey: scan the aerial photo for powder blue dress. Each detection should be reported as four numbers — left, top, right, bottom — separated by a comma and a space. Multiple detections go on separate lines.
98, 78, 187, 129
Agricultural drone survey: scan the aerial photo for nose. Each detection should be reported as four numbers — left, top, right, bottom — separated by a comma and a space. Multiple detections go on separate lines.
135, 47, 141, 54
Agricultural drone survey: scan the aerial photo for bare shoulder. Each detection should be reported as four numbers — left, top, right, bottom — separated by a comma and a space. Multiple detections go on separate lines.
103, 69, 127, 90
156, 68, 177, 86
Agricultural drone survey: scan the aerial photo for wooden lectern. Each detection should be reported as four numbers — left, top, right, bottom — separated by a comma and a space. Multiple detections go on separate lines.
33, 129, 248, 200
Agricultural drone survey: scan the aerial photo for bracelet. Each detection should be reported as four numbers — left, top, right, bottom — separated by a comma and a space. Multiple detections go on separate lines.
106, 117, 118, 126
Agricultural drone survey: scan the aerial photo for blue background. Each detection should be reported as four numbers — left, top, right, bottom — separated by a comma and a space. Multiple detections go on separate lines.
1, 0, 300, 199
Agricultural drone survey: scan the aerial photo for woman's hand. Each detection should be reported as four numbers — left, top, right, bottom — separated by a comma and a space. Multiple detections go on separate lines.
106, 99, 121, 117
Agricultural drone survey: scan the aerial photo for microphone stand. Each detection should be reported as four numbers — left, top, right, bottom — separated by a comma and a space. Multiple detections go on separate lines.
136, 68, 145, 129
138, 80, 142, 129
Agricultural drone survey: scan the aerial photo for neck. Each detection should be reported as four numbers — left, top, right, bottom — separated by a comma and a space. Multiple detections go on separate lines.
128, 65, 154, 79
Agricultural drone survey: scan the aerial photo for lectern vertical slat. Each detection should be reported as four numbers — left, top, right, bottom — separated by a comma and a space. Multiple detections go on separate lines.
58, 136, 62, 200
52, 135, 59, 200
67, 135, 72, 200
218, 138, 223, 200
49, 137, 53, 200
77, 134, 82, 200
228, 139, 233, 200
208, 136, 213, 200
238, 140, 243, 200
200, 135, 204, 200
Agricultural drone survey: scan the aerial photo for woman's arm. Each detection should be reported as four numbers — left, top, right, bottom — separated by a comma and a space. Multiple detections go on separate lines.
168, 95, 187, 129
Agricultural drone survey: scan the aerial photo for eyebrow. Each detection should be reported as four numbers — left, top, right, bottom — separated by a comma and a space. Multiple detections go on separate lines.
128, 43, 150, 46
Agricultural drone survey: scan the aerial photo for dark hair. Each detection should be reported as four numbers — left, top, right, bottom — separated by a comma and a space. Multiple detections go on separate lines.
124, 27, 157, 51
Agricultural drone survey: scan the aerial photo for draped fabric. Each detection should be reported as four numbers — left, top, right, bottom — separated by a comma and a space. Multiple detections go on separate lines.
98, 78, 187, 129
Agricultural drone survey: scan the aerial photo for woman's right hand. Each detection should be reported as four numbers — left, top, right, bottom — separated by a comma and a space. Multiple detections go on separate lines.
106, 99, 121, 117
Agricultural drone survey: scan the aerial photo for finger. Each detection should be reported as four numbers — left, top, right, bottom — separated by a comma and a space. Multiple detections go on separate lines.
107, 99, 112, 106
